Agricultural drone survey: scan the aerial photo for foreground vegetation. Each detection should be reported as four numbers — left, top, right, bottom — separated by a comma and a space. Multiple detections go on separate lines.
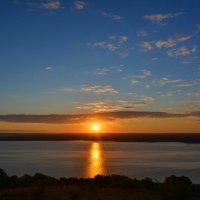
1, 169, 200, 200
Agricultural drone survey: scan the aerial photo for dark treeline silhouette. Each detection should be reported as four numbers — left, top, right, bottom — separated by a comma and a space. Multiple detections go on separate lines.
1, 133, 200, 143
1, 169, 200, 199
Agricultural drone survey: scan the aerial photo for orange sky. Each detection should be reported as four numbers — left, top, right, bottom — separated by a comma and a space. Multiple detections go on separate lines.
0, 116, 200, 133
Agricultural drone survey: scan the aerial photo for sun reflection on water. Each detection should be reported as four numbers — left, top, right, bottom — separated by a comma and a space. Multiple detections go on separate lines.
87, 142, 105, 178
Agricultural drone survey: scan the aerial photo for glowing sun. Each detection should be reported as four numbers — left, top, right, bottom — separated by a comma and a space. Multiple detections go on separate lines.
91, 123, 101, 132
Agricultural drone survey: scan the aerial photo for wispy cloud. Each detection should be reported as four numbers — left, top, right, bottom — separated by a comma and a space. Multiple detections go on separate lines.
140, 42, 154, 51
81, 85, 118, 94
151, 57, 159, 62
140, 32, 196, 52
40, 0, 62, 10
77, 96, 154, 112
155, 34, 193, 48
131, 80, 140, 85
44, 66, 65, 72
167, 46, 197, 57
60, 85, 119, 94
45, 67, 53, 71
174, 83, 193, 87
77, 101, 120, 112
110, 64, 125, 73
181, 60, 190, 65
62, 87, 75, 92
108, 35, 128, 43
141, 69, 151, 76
101, 11, 122, 21
94, 64, 125, 76
94, 68, 110, 76
74, 0, 87, 10
144, 12, 185, 25
118, 35, 128, 43
129, 69, 152, 85
140, 96, 155, 103
27, 0, 88, 11
139, 29, 199, 51
93, 41, 118, 51
118, 51, 130, 59
91, 35, 128, 53
145, 84, 150, 89
161, 91, 177, 97
159, 77, 182, 86
137, 30, 148, 37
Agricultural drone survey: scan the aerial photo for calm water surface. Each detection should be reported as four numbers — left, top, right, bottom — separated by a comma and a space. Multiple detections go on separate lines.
1, 141, 200, 182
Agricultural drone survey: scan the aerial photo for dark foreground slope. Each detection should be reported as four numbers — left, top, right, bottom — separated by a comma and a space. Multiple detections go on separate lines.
1, 169, 200, 200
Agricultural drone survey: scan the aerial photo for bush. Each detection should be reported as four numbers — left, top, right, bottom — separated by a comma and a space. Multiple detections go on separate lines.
0, 168, 9, 188
163, 175, 192, 200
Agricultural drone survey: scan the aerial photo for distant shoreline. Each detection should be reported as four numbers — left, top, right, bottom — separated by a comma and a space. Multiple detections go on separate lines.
1, 133, 200, 143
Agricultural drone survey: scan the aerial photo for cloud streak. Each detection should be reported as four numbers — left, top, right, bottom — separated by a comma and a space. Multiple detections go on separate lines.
81, 85, 118, 94
144, 12, 185, 25
167, 46, 197, 57
159, 77, 182, 86
77, 96, 155, 112
129, 69, 152, 85
101, 11, 122, 20
155, 34, 193, 48
92, 35, 128, 52
40, 0, 62, 10
174, 83, 193, 87
140, 33, 197, 52
0, 111, 200, 124
140, 42, 154, 51
137, 30, 148, 37
93, 41, 118, 51
94, 64, 125, 76
139, 24, 200, 54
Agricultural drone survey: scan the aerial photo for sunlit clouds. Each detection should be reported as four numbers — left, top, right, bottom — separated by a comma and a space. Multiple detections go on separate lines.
74, 1, 87, 10
81, 85, 118, 94
143, 12, 185, 25
167, 46, 197, 57
76, 96, 155, 112
40, 0, 62, 10
101, 11, 122, 21
91, 35, 128, 53
159, 78, 182, 86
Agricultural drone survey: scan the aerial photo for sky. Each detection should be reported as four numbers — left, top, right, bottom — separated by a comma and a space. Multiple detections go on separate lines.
0, 0, 200, 133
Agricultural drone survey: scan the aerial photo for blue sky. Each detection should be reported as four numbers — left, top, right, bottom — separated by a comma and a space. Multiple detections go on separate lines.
0, 0, 200, 124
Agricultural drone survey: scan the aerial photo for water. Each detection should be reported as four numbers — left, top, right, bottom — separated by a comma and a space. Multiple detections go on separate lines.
1, 141, 200, 182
